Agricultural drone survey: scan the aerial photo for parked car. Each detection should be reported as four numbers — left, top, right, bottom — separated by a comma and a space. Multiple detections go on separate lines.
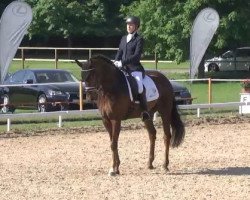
204, 47, 250, 72
171, 81, 192, 105
0, 69, 95, 113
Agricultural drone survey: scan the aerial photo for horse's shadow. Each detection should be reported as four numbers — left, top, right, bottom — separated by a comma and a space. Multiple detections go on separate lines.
170, 167, 250, 176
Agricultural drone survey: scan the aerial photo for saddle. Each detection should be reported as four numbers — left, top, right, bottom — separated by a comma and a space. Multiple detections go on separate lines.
122, 70, 159, 103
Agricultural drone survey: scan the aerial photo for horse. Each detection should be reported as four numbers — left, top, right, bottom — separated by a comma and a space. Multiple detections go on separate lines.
75, 55, 185, 176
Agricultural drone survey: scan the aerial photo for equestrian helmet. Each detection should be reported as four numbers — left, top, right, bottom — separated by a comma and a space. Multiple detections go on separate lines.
126, 16, 140, 27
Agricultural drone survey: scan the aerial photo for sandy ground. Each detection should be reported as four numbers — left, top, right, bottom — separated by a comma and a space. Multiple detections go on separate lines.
0, 121, 249, 200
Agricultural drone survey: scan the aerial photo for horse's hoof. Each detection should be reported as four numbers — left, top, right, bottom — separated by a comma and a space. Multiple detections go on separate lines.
163, 167, 169, 172
162, 165, 169, 172
148, 165, 154, 170
108, 168, 117, 176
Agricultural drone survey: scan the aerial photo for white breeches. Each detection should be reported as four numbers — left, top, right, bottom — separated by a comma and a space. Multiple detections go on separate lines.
131, 71, 143, 94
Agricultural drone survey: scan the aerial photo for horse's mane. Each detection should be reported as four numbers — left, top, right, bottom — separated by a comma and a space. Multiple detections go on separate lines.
91, 54, 127, 92
91, 54, 115, 66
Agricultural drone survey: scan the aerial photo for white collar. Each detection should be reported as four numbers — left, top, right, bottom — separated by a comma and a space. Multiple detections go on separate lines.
127, 32, 136, 43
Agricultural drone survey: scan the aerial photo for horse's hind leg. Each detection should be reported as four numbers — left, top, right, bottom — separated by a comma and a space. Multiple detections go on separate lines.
144, 119, 156, 169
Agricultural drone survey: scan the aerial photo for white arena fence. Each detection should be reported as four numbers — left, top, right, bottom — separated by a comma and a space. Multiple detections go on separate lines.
1, 101, 250, 132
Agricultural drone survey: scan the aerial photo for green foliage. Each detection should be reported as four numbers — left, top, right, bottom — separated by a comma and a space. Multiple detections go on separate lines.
26, 0, 106, 38
24, 0, 135, 39
121, 0, 250, 62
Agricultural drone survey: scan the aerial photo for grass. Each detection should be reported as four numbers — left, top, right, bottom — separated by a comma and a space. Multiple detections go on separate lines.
181, 81, 242, 104
10, 60, 190, 79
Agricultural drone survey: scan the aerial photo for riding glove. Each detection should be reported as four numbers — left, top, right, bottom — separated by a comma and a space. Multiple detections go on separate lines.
114, 60, 122, 68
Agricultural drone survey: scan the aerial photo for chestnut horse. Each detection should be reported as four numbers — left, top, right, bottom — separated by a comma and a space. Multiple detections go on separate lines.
76, 55, 185, 176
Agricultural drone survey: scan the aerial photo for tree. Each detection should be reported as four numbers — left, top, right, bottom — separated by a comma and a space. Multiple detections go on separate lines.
26, 0, 106, 42
23, 0, 136, 48
121, 0, 250, 63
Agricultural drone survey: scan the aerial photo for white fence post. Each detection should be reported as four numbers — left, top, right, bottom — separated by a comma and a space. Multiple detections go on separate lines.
197, 108, 200, 118
7, 118, 11, 132
58, 115, 62, 127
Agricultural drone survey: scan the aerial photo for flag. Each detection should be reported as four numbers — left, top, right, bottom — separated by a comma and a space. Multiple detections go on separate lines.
190, 8, 219, 79
0, 1, 32, 83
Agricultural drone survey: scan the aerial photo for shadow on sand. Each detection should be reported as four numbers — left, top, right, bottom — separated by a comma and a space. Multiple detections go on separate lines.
170, 167, 250, 176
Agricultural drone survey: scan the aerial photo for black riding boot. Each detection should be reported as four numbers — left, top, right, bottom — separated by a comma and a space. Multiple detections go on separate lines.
138, 91, 150, 121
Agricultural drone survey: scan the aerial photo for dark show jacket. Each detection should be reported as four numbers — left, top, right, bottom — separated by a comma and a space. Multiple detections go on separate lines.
115, 32, 144, 72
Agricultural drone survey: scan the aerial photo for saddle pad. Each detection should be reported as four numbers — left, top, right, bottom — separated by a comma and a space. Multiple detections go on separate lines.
124, 73, 159, 102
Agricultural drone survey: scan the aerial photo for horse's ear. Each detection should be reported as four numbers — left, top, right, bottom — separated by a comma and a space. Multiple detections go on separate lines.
75, 59, 84, 69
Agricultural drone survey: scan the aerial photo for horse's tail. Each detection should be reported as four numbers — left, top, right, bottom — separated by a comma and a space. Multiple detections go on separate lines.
170, 100, 185, 147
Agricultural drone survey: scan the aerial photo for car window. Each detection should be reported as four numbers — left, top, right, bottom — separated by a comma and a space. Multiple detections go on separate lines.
36, 73, 49, 83
236, 49, 250, 57
221, 51, 234, 58
9, 70, 26, 83
23, 71, 35, 82
35, 71, 78, 83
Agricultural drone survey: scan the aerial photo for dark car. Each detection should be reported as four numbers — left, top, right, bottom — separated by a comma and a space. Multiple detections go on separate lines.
0, 69, 95, 113
170, 81, 193, 105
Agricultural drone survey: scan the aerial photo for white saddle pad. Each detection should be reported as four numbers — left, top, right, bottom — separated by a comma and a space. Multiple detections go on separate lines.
124, 74, 159, 102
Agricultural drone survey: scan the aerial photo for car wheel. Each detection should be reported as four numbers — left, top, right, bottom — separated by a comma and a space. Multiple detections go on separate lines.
37, 94, 51, 112
210, 63, 219, 72
1, 94, 15, 113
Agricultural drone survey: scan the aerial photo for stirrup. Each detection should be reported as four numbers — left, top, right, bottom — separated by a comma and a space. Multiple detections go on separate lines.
141, 111, 150, 121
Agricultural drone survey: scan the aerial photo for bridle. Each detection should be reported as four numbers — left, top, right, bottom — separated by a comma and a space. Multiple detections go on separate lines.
81, 68, 97, 92
81, 68, 95, 81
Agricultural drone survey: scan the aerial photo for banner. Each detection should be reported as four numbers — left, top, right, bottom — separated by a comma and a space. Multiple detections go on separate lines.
0, 1, 32, 83
190, 8, 219, 79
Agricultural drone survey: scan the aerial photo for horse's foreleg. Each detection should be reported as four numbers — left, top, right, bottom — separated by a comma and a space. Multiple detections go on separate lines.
102, 117, 112, 140
144, 119, 156, 169
108, 120, 121, 176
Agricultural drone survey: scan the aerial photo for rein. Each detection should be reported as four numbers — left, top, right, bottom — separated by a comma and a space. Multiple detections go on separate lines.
81, 68, 95, 72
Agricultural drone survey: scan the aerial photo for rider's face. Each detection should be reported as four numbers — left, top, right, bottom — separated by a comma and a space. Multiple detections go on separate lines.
127, 23, 137, 34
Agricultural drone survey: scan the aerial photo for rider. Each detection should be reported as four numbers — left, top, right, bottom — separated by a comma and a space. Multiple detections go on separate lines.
114, 16, 150, 121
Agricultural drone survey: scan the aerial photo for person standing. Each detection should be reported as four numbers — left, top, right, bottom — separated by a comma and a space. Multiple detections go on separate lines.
114, 16, 150, 121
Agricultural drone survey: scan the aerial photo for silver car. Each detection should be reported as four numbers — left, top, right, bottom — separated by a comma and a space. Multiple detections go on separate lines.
204, 47, 250, 72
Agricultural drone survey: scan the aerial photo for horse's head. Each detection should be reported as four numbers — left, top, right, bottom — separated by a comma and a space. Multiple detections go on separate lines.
75, 55, 118, 88
75, 59, 96, 88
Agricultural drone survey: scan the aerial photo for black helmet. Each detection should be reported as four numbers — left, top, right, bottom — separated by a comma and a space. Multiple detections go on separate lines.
126, 16, 140, 27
